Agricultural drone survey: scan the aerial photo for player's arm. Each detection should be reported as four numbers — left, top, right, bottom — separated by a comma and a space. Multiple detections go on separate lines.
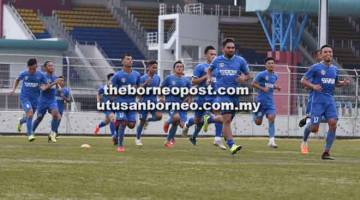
10, 79, 20, 94
251, 74, 268, 93
237, 59, 250, 83
41, 78, 63, 91
192, 75, 207, 85
301, 77, 322, 92
336, 79, 351, 87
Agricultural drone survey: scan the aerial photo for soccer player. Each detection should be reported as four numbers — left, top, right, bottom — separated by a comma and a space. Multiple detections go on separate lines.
11, 58, 47, 141
111, 54, 141, 152
182, 45, 226, 149
301, 45, 350, 160
252, 57, 281, 148
94, 73, 116, 142
32, 61, 63, 143
161, 61, 192, 148
56, 75, 71, 129
206, 38, 250, 154
136, 60, 162, 146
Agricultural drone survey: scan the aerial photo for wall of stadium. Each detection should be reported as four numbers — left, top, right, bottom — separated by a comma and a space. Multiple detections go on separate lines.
3, 5, 32, 39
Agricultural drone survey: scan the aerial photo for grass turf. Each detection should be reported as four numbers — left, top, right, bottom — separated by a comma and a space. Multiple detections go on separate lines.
0, 136, 360, 200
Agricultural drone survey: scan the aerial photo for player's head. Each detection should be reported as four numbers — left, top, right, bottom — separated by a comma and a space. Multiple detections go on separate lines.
121, 53, 133, 68
27, 58, 37, 73
58, 75, 65, 87
320, 45, 333, 63
264, 57, 275, 72
44, 60, 54, 73
313, 49, 322, 62
204, 45, 216, 63
222, 38, 235, 58
147, 60, 158, 75
173, 60, 184, 75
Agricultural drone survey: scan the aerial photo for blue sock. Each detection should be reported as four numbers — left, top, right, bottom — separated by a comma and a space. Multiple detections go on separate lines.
51, 118, 60, 133
167, 124, 178, 141
136, 123, 144, 139
26, 117, 33, 136
109, 122, 115, 137
117, 124, 126, 147
99, 121, 106, 128
226, 139, 234, 148
186, 117, 195, 127
325, 130, 336, 152
20, 117, 27, 125
303, 123, 311, 142
269, 121, 275, 138
208, 116, 215, 124
32, 116, 43, 132
215, 122, 222, 137
192, 123, 203, 138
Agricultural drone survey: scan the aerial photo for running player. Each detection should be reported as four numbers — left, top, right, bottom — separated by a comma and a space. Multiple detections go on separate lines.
135, 60, 162, 146
32, 61, 63, 143
252, 57, 281, 148
182, 45, 226, 149
206, 38, 250, 154
111, 54, 141, 152
301, 45, 350, 160
161, 61, 192, 148
11, 58, 47, 141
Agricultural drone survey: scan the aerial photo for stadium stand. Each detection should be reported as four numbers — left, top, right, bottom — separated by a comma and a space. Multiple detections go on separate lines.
16, 8, 51, 39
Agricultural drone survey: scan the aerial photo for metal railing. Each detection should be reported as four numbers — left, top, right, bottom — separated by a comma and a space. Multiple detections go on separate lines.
160, 3, 244, 17
7, 4, 36, 39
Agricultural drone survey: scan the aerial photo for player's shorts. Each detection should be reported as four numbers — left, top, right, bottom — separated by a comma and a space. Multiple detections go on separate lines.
37, 99, 58, 118
168, 110, 187, 124
216, 95, 239, 115
115, 110, 137, 123
139, 110, 158, 120
194, 97, 207, 118
310, 99, 337, 124
104, 110, 114, 118
20, 97, 38, 113
254, 102, 276, 120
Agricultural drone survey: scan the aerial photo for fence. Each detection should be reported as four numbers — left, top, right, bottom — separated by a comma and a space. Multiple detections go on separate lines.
0, 54, 359, 137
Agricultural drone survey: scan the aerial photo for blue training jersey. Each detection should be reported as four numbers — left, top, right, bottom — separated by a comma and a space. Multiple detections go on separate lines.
139, 73, 160, 102
209, 55, 249, 90
56, 87, 70, 113
193, 63, 218, 99
40, 73, 58, 101
111, 69, 141, 103
304, 62, 339, 103
161, 74, 192, 103
18, 70, 47, 100
254, 70, 278, 105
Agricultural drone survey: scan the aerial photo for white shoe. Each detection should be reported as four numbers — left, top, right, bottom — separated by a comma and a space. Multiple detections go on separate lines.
214, 140, 227, 150
268, 140, 278, 148
182, 126, 189, 137
135, 139, 143, 146
49, 131, 57, 143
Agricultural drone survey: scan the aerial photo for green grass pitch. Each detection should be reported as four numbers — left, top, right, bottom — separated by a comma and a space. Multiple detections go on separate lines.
0, 136, 360, 200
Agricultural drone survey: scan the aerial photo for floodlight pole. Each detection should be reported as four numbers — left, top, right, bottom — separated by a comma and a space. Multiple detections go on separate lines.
318, 0, 328, 48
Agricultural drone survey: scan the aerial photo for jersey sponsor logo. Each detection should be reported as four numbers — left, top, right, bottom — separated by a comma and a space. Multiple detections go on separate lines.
219, 63, 225, 68
219, 69, 237, 76
24, 82, 39, 87
321, 78, 335, 84
121, 78, 126, 83
265, 83, 274, 88
321, 69, 326, 75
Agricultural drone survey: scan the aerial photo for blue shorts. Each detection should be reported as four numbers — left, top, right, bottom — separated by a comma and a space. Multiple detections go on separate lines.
20, 97, 38, 113
168, 110, 187, 124
254, 102, 276, 120
194, 97, 206, 118
216, 95, 239, 115
37, 99, 58, 118
104, 110, 114, 118
139, 110, 157, 120
115, 111, 137, 123
311, 100, 337, 124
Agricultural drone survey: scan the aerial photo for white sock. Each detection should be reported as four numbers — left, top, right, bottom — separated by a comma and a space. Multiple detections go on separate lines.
214, 136, 222, 143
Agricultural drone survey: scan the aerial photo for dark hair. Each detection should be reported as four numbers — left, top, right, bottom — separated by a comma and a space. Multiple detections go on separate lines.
264, 57, 275, 63
222, 38, 235, 47
147, 60, 158, 67
27, 58, 37, 67
58, 75, 65, 79
313, 49, 321, 55
320, 44, 332, 51
204, 45, 215, 54
107, 73, 114, 81
43, 60, 52, 68
173, 60, 183, 69
121, 53, 132, 60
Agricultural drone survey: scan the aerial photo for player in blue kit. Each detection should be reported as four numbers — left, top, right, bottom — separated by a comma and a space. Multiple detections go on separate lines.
182, 45, 226, 150
252, 57, 281, 148
94, 73, 116, 142
301, 45, 350, 160
55, 76, 71, 130
111, 54, 141, 152
11, 58, 47, 141
161, 61, 192, 148
206, 38, 250, 155
32, 61, 64, 143
135, 60, 162, 146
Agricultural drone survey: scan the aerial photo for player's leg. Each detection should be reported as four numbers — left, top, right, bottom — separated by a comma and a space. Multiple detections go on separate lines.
48, 101, 61, 143
266, 113, 277, 148
188, 111, 204, 145
136, 111, 148, 146
321, 102, 338, 160
94, 112, 111, 134
222, 112, 241, 154
299, 97, 312, 127
165, 112, 180, 148
21, 99, 36, 141
17, 114, 27, 133
163, 110, 176, 133
211, 109, 226, 150
32, 102, 47, 133
115, 111, 127, 152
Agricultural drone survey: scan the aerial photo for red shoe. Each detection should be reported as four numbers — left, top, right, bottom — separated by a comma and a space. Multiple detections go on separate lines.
163, 123, 169, 133
117, 146, 125, 152
94, 125, 100, 135
164, 141, 174, 148
170, 138, 176, 144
